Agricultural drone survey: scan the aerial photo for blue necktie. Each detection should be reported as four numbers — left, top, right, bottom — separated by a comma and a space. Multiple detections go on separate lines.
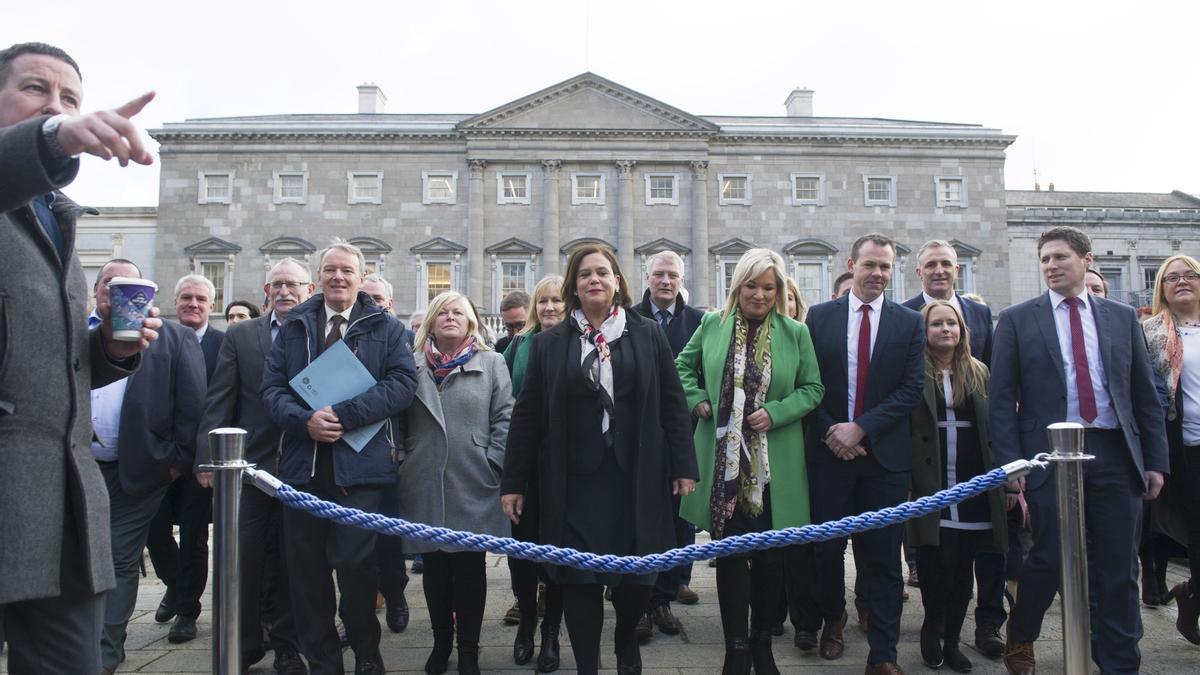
31, 193, 66, 262
656, 309, 670, 331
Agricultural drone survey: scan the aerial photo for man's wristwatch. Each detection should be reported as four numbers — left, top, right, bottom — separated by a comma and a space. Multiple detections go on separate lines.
41, 114, 74, 161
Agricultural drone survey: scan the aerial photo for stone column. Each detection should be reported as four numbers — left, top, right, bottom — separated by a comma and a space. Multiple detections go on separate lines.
467, 159, 487, 305
541, 160, 562, 275
690, 160, 711, 307
616, 160, 637, 287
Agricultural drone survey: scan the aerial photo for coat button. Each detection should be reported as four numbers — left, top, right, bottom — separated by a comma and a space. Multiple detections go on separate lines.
74, 358, 81, 372
925, 458, 933, 465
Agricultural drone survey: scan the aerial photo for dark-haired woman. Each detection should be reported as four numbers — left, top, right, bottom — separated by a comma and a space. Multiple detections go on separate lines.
502, 245, 698, 675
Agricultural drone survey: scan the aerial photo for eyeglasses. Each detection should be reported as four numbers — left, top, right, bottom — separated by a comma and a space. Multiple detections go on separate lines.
503, 322, 524, 333
1163, 273, 1200, 285
269, 281, 304, 290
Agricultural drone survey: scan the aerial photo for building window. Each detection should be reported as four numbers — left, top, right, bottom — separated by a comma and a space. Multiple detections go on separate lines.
862, 175, 896, 207
793, 261, 826, 306
198, 172, 232, 204
645, 173, 679, 206
790, 173, 825, 206
497, 172, 532, 205
953, 260, 976, 294
198, 260, 229, 312
347, 171, 383, 204
425, 261, 454, 303
423, 171, 457, 205
571, 174, 606, 205
717, 259, 740, 300
491, 259, 534, 311
718, 174, 752, 205
935, 176, 967, 208
273, 171, 307, 204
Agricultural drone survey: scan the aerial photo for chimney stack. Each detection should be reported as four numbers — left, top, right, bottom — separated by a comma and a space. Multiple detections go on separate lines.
357, 83, 387, 114
785, 87, 814, 117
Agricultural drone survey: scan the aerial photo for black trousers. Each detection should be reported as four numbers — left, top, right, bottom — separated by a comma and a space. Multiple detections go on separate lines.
809, 456, 909, 665
973, 550, 1008, 631
281, 449, 384, 675
916, 529, 990, 644
421, 551, 486, 648
561, 582, 650, 675
649, 494, 695, 608
508, 556, 564, 627
1008, 429, 1143, 675
375, 482, 409, 607
239, 484, 301, 657
1171, 442, 1200, 587
779, 544, 822, 632
717, 550, 783, 641
146, 475, 212, 619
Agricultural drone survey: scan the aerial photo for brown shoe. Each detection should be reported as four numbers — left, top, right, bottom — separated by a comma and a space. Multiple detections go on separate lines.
503, 601, 522, 626
819, 611, 848, 660
864, 662, 906, 675
1003, 637, 1035, 675
677, 584, 700, 605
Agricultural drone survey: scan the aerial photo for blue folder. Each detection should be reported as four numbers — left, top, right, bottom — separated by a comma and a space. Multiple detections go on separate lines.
288, 340, 384, 453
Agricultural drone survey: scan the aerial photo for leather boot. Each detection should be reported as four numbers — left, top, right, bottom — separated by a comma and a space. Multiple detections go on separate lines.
457, 643, 480, 675
1169, 581, 1200, 645
721, 638, 751, 675
615, 634, 642, 675
750, 631, 779, 675
424, 628, 453, 674
513, 615, 537, 665
536, 622, 561, 672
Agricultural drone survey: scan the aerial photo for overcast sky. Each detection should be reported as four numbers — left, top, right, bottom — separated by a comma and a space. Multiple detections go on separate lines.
7, 0, 1197, 207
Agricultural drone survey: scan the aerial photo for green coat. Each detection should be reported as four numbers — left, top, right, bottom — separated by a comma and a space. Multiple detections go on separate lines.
906, 366, 1008, 552
502, 329, 535, 398
676, 311, 825, 532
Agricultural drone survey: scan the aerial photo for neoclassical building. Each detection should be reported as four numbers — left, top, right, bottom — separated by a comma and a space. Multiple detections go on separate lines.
150, 72, 1016, 317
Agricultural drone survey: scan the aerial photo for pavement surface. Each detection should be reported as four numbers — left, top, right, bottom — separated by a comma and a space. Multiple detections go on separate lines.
4, 531, 1198, 673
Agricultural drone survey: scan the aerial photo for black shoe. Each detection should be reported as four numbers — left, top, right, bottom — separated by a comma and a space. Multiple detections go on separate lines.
650, 604, 682, 635
944, 644, 973, 673
514, 616, 537, 665
920, 622, 943, 669
410, 556, 424, 574
537, 623, 561, 672
385, 598, 410, 633
155, 587, 177, 624
273, 647, 308, 675
722, 638, 751, 675
635, 612, 653, 642
794, 628, 818, 651
750, 631, 779, 675
354, 654, 384, 675
973, 626, 1004, 660
168, 615, 198, 643
425, 630, 453, 674
615, 636, 642, 675
458, 645, 481, 675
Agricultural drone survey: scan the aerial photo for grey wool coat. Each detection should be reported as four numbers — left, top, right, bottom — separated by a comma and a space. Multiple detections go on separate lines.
397, 348, 513, 554
0, 115, 138, 604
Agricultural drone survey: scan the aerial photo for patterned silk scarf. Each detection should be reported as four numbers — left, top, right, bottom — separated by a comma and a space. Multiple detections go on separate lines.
710, 311, 773, 538
424, 336, 478, 386
572, 305, 626, 446
1143, 312, 1184, 421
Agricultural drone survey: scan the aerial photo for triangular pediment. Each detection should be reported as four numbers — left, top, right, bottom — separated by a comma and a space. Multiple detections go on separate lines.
561, 237, 616, 255
635, 238, 691, 256
783, 238, 838, 257
348, 236, 393, 254
185, 236, 241, 255
411, 237, 467, 255
461, 73, 717, 134
259, 236, 315, 255
949, 239, 982, 258
709, 238, 754, 256
486, 237, 542, 255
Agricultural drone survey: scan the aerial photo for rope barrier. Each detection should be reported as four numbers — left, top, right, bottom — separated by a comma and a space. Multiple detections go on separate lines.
251, 460, 1041, 575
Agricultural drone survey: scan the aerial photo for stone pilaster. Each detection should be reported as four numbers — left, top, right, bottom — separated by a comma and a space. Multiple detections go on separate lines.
690, 160, 710, 307
541, 160, 562, 275
616, 160, 637, 290
467, 159, 487, 305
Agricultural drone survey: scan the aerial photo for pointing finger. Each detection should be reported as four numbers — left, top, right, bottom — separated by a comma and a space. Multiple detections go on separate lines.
115, 91, 156, 119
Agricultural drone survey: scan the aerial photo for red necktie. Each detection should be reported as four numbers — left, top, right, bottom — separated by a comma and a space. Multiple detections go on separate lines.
1064, 297, 1098, 423
854, 305, 872, 419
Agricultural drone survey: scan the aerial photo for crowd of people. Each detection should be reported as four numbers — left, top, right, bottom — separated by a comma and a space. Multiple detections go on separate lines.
3, 40, 1199, 675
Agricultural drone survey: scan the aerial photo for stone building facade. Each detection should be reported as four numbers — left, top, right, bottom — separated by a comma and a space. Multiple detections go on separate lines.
149, 72, 1015, 320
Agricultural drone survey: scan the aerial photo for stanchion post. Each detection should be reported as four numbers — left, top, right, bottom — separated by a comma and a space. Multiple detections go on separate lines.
1046, 422, 1092, 675
204, 428, 251, 675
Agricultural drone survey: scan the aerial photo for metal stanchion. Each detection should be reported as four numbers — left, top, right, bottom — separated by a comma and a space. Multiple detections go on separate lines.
1046, 422, 1093, 675
201, 428, 252, 675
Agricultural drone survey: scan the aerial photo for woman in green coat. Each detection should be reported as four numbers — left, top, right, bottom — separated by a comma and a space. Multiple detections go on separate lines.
676, 248, 824, 675
908, 300, 1007, 673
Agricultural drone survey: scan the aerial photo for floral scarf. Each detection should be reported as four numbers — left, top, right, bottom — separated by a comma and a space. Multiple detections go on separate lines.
710, 310, 773, 537
423, 336, 477, 386
572, 305, 626, 445
1143, 312, 1184, 421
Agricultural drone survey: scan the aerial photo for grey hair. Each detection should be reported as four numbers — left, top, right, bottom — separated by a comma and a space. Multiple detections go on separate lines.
174, 274, 216, 300
363, 273, 393, 300
916, 239, 958, 264
645, 250, 686, 278
316, 238, 366, 277
268, 256, 312, 283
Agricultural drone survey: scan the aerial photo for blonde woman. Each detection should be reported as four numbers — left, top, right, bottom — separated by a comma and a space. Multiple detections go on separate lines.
784, 276, 809, 322
399, 291, 513, 674
676, 248, 824, 674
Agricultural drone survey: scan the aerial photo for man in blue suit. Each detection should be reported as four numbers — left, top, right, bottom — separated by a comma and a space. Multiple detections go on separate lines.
805, 233, 925, 675
990, 226, 1167, 675
901, 239, 1005, 658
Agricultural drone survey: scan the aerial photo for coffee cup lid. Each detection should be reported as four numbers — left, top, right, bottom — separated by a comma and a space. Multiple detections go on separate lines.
107, 277, 158, 291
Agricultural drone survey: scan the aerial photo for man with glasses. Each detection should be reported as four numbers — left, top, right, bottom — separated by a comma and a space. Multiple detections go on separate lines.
495, 290, 530, 354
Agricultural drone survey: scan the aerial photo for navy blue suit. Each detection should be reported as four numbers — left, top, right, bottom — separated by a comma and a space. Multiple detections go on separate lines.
902, 293, 993, 366
989, 291, 1168, 674
804, 294, 924, 665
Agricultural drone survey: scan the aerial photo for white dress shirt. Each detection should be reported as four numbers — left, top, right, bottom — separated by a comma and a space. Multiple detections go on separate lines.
324, 304, 353, 341
847, 291, 885, 421
922, 291, 961, 314
194, 322, 208, 343
1048, 289, 1118, 429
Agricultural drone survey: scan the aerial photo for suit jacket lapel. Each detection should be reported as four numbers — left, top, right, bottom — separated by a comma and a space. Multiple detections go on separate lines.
869, 299, 896, 370
257, 316, 273, 357
1034, 293, 1068, 390
1092, 296, 1114, 381
835, 296, 850, 383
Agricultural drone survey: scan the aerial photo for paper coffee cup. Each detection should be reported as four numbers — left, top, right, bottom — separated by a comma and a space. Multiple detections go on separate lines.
107, 277, 157, 341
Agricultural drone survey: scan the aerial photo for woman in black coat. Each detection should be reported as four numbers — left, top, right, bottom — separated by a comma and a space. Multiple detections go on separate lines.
501, 244, 699, 675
